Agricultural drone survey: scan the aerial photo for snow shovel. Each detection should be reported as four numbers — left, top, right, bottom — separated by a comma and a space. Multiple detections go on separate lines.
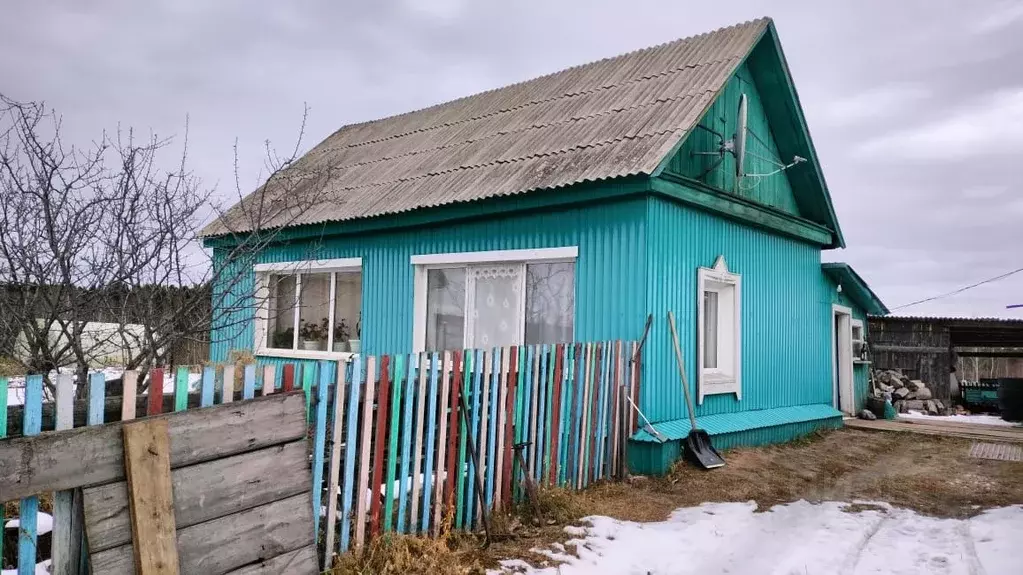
667, 311, 725, 469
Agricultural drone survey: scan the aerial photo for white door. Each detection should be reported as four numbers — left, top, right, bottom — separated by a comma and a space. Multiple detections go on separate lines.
832, 305, 855, 414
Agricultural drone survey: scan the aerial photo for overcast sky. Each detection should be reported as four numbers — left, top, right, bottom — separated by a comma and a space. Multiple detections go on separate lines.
2, 0, 1021, 318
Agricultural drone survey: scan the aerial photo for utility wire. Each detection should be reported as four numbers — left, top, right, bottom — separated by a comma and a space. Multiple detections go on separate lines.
892, 266, 1023, 310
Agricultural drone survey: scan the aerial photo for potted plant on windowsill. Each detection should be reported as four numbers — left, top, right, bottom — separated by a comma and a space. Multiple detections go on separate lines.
299, 318, 328, 351
332, 319, 350, 352
348, 315, 361, 354
272, 327, 294, 349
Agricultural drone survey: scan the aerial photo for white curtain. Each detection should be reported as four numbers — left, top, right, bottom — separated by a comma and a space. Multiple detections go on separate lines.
470, 265, 521, 348
703, 290, 719, 369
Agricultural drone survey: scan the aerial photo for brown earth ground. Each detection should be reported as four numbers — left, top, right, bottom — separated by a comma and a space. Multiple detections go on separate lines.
332, 427, 1023, 574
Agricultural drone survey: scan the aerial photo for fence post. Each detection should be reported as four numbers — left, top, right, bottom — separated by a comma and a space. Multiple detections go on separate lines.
0, 376, 7, 566
51, 374, 76, 575
311, 362, 330, 544
397, 354, 416, 533
421, 352, 440, 535
18, 375, 43, 575
324, 358, 348, 567
174, 367, 189, 412
339, 355, 363, 553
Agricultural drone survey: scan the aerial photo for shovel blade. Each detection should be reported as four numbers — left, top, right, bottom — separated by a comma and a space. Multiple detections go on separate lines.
684, 429, 725, 469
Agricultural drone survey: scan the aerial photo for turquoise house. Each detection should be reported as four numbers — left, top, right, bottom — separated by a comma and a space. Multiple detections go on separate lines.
203, 18, 888, 474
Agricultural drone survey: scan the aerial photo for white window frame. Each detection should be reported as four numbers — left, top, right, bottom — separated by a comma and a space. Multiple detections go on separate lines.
253, 257, 362, 360
697, 255, 741, 404
412, 247, 578, 352
851, 318, 867, 363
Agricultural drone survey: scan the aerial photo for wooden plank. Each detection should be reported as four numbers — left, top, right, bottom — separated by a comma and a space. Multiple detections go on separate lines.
421, 352, 440, 534
501, 347, 517, 509
301, 363, 314, 422
485, 348, 500, 511
477, 351, 491, 520
243, 365, 256, 400
282, 364, 295, 392
339, 356, 362, 553
88, 492, 314, 575
494, 348, 509, 510
174, 367, 189, 412
410, 352, 428, 533
261, 365, 275, 397
223, 545, 318, 575
526, 345, 538, 480
464, 349, 481, 529
85, 440, 309, 553
18, 375, 43, 575
147, 369, 164, 416
455, 351, 471, 530
432, 352, 452, 536
632, 341, 640, 436
200, 367, 216, 408
221, 366, 236, 404
122, 419, 180, 575
444, 351, 462, 529
611, 341, 623, 478
311, 362, 331, 543
512, 346, 526, 503
548, 344, 563, 486
589, 344, 603, 484
122, 371, 138, 421
379, 354, 399, 535
594, 343, 608, 480
354, 356, 375, 548
0, 393, 308, 502
52, 374, 76, 575
541, 346, 553, 484
323, 361, 347, 568
397, 354, 415, 533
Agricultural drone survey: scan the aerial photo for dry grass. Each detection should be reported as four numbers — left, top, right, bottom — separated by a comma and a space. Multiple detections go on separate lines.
329, 428, 1023, 572
329, 532, 489, 575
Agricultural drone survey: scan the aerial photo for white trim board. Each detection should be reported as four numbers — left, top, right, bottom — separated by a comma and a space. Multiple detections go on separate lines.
410, 247, 577, 266
831, 304, 855, 415
696, 255, 742, 404
253, 257, 363, 273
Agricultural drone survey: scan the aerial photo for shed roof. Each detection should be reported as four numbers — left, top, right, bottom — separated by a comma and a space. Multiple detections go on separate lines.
822, 262, 889, 316
203, 18, 777, 236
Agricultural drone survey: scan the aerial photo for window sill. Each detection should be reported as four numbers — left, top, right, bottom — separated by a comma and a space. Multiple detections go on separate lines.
853, 359, 872, 365
702, 372, 737, 386
255, 348, 356, 362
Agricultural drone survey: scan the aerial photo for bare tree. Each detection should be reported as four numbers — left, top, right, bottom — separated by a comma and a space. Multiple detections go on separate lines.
0, 93, 332, 397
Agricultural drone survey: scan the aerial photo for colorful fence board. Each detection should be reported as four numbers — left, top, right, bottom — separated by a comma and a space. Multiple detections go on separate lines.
0, 339, 640, 573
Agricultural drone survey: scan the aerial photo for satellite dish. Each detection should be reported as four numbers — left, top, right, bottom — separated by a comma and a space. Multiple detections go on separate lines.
734, 93, 748, 179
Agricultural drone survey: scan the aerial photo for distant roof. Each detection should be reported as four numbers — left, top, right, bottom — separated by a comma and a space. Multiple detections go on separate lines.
870, 315, 1023, 325
202, 18, 774, 237
822, 263, 889, 316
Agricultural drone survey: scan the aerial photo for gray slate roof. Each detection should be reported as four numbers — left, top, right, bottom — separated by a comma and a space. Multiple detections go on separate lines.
204, 18, 770, 236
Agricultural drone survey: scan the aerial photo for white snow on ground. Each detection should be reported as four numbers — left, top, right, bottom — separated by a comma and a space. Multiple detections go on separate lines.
4, 512, 53, 535
1, 558, 50, 575
900, 410, 1020, 427
492, 501, 1023, 575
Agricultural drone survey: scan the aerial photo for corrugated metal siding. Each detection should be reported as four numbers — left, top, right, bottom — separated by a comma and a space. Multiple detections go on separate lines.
642, 194, 833, 422
210, 194, 647, 362
711, 417, 843, 450
666, 62, 800, 216
633, 404, 842, 442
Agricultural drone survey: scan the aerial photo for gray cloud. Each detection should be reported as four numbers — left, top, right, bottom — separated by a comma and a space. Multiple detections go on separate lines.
2, 0, 1021, 317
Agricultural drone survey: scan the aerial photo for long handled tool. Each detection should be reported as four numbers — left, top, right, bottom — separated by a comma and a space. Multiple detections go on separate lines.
457, 391, 492, 547
667, 311, 725, 469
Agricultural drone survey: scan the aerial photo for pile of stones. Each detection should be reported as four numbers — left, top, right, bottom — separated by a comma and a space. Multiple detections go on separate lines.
872, 370, 947, 415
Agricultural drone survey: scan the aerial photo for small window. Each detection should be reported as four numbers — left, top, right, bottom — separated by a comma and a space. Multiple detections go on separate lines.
851, 319, 865, 359
254, 259, 362, 355
413, 248, 577, 352
697, 256, 741, 404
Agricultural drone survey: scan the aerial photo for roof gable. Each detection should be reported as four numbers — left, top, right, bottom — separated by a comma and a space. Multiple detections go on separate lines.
822, 263, 889, 315
203, 19, 771, 237
653, 23, 844, 247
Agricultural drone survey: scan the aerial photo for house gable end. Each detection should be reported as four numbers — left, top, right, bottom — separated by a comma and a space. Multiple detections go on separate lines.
654, 22, 845, 248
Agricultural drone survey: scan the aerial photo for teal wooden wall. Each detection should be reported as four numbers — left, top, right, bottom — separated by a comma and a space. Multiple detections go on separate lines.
666, 63, 801, 217
641, 193, 834, 423
210, 194, 648, 363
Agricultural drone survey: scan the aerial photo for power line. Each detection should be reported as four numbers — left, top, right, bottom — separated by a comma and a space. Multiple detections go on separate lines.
892, 266, 1023, 311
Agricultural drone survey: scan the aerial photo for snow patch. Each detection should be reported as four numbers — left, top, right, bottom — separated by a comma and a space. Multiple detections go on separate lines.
489, 501, 1023, 574
900, 410, 1020, 427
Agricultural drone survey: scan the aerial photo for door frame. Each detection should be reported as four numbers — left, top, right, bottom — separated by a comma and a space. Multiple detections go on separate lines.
831, 304, 855, 415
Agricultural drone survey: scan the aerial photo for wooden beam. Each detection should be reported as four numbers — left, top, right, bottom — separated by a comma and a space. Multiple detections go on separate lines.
651, 174, 834, 246
955, 350, 1023, 359
123, 419, 180, 574
88, 492, 315, 575
0, 392, 307, 502
84, 440, 309, 553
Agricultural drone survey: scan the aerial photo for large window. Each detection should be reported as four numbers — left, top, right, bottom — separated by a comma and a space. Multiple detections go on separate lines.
414, 248, 576, 352
255, 258, 363, 356
697, 256, 741, 403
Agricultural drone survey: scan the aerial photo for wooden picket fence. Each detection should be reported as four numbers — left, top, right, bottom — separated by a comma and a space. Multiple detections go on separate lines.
317, 340, 642, 568
0, 339, 641, 573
